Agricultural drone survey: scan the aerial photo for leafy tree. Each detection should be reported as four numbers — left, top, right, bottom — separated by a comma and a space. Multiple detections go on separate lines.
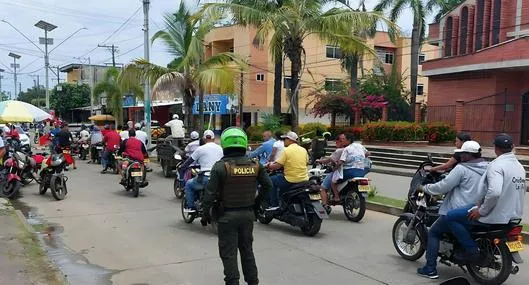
93, 67, 142, 125
431, 0, 466, 22
120, 2, 246, 132
0, 91, 9, 101
202, 0, 395, 131
375, 0, 448, 120
17, 87, 46, 107
50, 83, 91, 119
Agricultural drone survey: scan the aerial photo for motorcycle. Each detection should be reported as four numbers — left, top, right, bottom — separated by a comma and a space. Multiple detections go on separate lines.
18, 151, 40, 185
120, 157, 147, 197
181, 170, 218, 232
78, 141, 89, 160
391, 160, 524, 285
93, 142, 104, 164
173, 153, 200, 199
308, 163, 370, 222
1, 153, 23, 199
38, 150, 69, 200
256, 180, 328, 237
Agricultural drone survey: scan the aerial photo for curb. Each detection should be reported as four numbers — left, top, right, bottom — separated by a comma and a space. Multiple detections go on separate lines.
13, 210, 69, 284
371, 168, 414, 177
366, 201, 529, 244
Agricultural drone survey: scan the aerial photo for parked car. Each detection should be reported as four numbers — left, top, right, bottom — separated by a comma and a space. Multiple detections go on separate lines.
0, 124, 30, 147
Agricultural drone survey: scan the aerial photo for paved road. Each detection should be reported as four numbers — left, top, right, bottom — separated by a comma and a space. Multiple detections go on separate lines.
367, 172, 529, 222
15, 161, 529, 285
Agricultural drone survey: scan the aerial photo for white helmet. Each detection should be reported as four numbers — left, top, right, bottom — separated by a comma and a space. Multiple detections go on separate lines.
172, 114, 179, 119
134, 123, 142, 129
190, 131, 199, 140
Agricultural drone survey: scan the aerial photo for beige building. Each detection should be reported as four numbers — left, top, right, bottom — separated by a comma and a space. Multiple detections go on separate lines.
204, 26, 439, 125
59, 63, 112, 90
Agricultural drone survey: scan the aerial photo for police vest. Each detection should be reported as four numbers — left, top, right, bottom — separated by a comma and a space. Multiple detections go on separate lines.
221, 159, 259, 208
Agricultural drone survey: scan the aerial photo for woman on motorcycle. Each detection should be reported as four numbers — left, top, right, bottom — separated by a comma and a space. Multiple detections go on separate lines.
431, 132, 471, 172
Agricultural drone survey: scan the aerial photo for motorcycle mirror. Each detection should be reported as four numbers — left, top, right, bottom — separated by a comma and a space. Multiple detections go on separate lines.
439, 277, 470, 285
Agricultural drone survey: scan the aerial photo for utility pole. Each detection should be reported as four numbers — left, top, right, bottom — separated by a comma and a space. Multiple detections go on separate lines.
35, 20, 57, 109
238, 72, 244, 127
0, 68, 4, 94
98, 44, 118, 67
143, 0, 151, 147
8, 52, 21, 100
56, 66, 60, 84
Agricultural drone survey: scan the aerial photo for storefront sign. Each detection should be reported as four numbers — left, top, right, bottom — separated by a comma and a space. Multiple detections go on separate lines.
192, 94, 235, 115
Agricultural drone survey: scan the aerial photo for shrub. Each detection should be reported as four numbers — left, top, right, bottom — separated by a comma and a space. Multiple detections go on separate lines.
246, 125, 265, 142
361, 121, 454, 143
423, 122, 456, 143
299, 123, 328, 139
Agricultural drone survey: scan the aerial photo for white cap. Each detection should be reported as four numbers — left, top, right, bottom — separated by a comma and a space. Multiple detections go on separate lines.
172, 114, 179, 119
454, 140, 481, 153
134, 123, 142, 129
203, 129, 215, 139
190, 131, 199, 140
281, 131, 299, 141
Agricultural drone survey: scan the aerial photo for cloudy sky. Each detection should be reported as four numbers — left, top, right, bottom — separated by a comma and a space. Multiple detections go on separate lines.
0, 0, 434, 99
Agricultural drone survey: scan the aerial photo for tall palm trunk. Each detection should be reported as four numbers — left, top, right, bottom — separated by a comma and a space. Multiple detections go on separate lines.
349, 53, 359, 90
289, 51, 302, 132
273, 50, 283, 116
198, 89, 205, 132
183, 88, 195, 131
409, 17, 421, 121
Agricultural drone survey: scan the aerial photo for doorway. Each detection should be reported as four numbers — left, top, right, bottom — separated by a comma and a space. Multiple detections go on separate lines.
521, 92, 529, 145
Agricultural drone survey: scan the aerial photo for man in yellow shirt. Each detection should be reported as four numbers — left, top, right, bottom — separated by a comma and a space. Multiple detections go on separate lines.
267, 131, 309, 207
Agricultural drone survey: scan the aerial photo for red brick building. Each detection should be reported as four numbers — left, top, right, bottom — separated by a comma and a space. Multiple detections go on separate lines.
424, 0, 529, 145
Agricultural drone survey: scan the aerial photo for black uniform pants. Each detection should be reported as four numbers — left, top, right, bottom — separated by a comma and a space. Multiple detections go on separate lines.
217, 210, 258, 285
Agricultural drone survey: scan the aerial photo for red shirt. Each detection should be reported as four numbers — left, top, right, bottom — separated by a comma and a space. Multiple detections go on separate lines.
103, 131, 121, 151
123, 137, 146, 161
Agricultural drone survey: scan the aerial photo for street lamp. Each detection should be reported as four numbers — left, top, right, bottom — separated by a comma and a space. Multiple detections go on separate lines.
0, 68, 4, 94
35, 20, 57, 110
8, 52, 21, 100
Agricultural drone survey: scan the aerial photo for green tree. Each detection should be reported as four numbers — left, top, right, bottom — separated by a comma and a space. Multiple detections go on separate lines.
1, 91, 10, 101
120, 2, 246, 132
93, 67, 142, 125
50, 83, 91, 119
375, 0, 449, 121
17, 86, 46, 107
431, 0, 465, 22
202, 0, 394, 131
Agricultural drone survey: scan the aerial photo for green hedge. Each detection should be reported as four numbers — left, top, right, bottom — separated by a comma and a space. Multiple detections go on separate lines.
299, 123, 328, 139
247, 125, 292, 141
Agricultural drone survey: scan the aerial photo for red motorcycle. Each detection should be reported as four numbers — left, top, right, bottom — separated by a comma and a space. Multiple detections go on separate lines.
1, 153, 23, 199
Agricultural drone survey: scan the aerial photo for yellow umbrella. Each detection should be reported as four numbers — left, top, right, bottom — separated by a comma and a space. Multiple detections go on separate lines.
0, 100, 52, 122
88, 114, 115, 121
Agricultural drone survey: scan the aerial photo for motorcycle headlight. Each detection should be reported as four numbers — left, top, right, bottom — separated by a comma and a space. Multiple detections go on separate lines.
174, 153, 182, 160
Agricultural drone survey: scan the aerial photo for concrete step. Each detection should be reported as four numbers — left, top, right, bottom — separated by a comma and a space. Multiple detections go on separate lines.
369, 151, 450, 164
372, 161, 418, 170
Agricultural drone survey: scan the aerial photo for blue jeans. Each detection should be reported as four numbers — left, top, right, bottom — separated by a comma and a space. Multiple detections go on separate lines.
269, 174, 294, 207
425, 215, 450, 270
445, 204, 480, 254
185, 176, 209, 209
321, 168, 365, 190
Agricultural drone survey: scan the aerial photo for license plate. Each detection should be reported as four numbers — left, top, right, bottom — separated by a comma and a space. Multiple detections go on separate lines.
131, 171, 142, 177
96, 146, 103, 150
309, 193, 321, 200
144, 159, 150, 163
358, 184, 370, 192
506, 240, 524, 252
62, 150, 70, 154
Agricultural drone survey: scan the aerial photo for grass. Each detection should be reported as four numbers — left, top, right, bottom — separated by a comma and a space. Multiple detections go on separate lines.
13, 213, 64, 285
524, 224, 529, 233
367, 195, 406, 209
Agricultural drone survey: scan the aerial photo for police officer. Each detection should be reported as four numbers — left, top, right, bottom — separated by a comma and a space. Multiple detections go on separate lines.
202, 127, 272, 285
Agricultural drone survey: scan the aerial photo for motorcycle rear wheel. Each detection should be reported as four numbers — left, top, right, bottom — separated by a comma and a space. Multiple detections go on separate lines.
2, 180, 21, 199
20, 171, 33, 185
343, 190, 366, 222
300, 214, 322, 237
50, 175, 67, 200
131, 180, 140, 197
181, 196, 196, 223
467, 240, 512, 285
256, 202, 273, 224
392, 216, 425, 261
173, 178, 184, 199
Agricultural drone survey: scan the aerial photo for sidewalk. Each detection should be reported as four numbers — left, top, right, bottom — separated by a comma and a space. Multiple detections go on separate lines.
0, 199, 62, 285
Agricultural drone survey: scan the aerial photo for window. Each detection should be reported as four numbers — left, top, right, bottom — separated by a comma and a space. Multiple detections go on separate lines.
475, 0, 484, 50
417, 84, 424, 96
419, 53, 426, 65
376, 48, 394, 64
445, 17, 453, 57
324, 79, 342, 91
283, 76, 292, 89
492, 0, 502, 45
460, 7, 469, 55
325, 45, 342, 59
256, 73, 265, 81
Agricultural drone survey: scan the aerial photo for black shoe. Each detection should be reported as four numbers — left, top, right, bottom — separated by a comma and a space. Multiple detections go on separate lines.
100, 169, 108, 174
455, 250, 480, 264
140, 181, 149, 188
417, 266, 439, 279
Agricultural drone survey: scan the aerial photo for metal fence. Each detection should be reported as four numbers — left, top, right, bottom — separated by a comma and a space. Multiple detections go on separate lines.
426, 105, 456, 125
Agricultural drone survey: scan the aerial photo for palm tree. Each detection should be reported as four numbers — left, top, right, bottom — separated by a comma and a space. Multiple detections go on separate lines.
430, 0, 465, 22
201, 0, 394, 131
375, 0, 452, 121
93, 67, 142, 125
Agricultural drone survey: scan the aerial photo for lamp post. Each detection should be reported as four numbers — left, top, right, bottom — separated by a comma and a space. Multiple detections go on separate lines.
0, 68, 4, 94
35, 20, 57, 109
8, 52, 21, 100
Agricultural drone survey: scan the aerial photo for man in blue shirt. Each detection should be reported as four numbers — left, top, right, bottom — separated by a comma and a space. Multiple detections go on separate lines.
248, 130, 275, 164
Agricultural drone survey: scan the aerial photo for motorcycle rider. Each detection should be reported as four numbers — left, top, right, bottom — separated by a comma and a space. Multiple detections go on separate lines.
268, 131, 284, 162
165, 114, 185, 147
248, 130, 275, 165
416, 141, 488, 279
117, 129, 148, 186
431, 132, 472, 172
56, 123, 76, 169
184, 131, 201, 157
182, 130, 223, 212
79, 125, 90, 143
266, 131, 309, 208
119, 124, 130, 141
201, 127, 272, 285
317, 133, 348, 205
101, 124, 121, 174
89, 126, 104, 164
134, 123, 148, 146
445, 133, 525, 263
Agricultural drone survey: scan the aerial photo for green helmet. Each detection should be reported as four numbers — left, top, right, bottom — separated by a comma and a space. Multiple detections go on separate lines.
221, 127, 248, 150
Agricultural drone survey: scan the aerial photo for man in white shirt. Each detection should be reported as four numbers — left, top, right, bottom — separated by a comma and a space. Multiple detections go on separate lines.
134, 123, 148, 146
181, 130, 223, 211
119, 125, 130, 141
184, 131, 201, 157
165, 114, 185, 138
79, 125, 90, 142
269, 131, 285, 162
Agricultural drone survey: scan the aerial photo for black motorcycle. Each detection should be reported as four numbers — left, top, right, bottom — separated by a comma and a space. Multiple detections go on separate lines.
39, 153, 68, 200
391, 159, 524, 285
181, 170, 218, 232
120, 158, 147, 197
256, 181, 328, 237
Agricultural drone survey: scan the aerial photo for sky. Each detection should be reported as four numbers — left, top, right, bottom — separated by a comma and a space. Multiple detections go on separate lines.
0, 0, 435, 99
